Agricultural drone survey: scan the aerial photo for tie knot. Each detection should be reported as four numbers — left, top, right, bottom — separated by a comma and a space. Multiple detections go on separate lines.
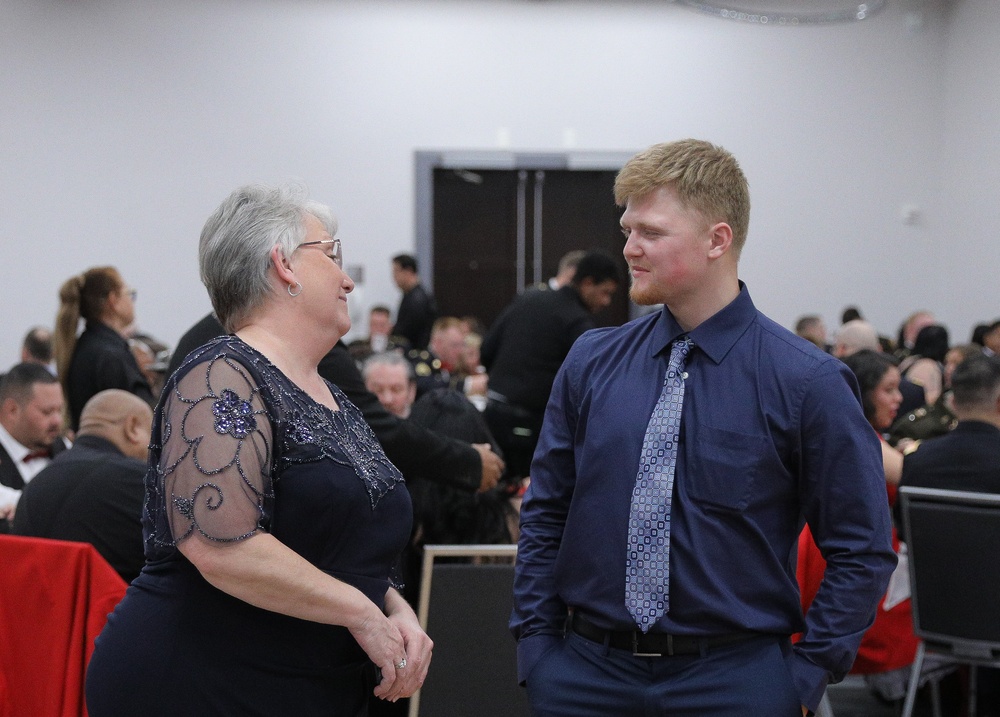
669, 336, 694, 369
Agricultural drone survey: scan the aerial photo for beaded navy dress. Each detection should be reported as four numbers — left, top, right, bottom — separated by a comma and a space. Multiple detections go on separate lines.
86, 336, 412, 717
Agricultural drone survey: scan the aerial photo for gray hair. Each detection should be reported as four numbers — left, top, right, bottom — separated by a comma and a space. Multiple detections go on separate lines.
199, 184, 338, 332
834, 320, 880, 358
362, 351, 415, 383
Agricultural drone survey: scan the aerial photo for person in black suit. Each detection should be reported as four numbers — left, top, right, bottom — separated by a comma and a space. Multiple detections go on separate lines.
480, 250, 621, 479
899, 352, 1000, 715
0, 363, 69, 529
12, 389, 152, 582
53, 266, 154, 430
169, 313, 503, 494
901, 352, 1000, 493
391, 254, 437, 351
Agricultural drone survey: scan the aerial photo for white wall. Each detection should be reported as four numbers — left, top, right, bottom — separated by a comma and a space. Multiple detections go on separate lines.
0, 0, 990, 365
938, 0, 1000, 339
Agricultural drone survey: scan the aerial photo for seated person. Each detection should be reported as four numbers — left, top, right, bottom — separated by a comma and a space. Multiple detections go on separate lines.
20, 326, 54, 370
407, 388, 513, 548
348, 305, 409, 365
399, 388, 514, 607
0, 363, 69, 529
13, 389, 152, 582
363, 352, 417, 420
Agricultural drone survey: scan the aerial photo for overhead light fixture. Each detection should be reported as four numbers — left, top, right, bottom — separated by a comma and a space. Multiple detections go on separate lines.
674, 0, 887, 25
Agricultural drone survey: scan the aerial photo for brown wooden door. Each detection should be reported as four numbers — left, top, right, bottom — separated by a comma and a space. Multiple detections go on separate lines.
431, 167, 629, 331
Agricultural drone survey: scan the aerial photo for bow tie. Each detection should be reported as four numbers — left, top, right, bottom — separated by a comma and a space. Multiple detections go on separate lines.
22, 448, 52, 463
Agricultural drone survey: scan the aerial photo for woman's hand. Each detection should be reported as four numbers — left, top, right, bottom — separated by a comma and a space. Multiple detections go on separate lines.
346, 602, 408, 701
374, 588, 434, 701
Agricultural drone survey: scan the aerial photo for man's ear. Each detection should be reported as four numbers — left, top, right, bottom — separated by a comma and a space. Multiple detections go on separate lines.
123, 414, 142, 444
707, 222, 734, 259
0, 397, 19, 422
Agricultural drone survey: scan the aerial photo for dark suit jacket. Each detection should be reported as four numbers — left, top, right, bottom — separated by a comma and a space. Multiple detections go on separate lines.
393, 283, 437, 350
165, 312, 229, 378
481, 285, 595, 415
901, 420, 1000, 493
318, 343, 480, 491
0, 437, 68, 491
167, 314, 481, 492
12, 435, 146, 583
67, 321, 154, 430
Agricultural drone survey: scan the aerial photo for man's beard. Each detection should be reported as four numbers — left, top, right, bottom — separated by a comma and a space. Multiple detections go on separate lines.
628, 278, 662, 307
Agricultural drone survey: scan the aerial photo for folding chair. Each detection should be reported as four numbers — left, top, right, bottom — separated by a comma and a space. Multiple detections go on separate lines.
899, 486, 1000, 717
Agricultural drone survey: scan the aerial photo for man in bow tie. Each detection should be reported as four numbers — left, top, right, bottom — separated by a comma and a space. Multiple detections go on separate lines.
0, 362, 69, 528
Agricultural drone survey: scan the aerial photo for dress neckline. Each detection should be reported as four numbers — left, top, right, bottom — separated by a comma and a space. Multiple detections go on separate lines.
226, 334, 343, 415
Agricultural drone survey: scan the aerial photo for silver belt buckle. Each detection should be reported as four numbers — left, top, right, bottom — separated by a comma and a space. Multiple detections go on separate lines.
631, 632, 667, 657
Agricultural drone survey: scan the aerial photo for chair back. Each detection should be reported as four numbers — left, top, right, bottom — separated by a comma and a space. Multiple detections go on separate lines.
409, 544, 528, 717
899, 486, 1000, 659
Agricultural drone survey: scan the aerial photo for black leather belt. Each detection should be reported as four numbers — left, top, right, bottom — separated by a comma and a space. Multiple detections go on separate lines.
570, 612, 758, 657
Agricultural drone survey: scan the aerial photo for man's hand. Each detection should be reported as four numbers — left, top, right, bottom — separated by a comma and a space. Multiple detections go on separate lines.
0, 502, 15, 522
463, 373, 489, 396
473, 443, 504, 492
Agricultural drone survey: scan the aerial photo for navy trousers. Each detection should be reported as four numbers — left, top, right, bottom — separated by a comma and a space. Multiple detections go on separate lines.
525, 631, 802, 717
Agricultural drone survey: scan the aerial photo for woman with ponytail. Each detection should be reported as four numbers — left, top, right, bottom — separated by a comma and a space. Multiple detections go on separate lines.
54, 266, 153, 430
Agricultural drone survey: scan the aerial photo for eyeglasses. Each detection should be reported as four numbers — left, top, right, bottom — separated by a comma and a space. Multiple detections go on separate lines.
296, 238, 342, 268
122, 288, 137, 301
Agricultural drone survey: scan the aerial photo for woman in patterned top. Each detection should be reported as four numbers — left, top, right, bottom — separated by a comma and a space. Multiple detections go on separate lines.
86, 184, 431, 716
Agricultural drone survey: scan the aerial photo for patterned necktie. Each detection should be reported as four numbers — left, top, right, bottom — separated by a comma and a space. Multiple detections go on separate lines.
626, 335, 694, 633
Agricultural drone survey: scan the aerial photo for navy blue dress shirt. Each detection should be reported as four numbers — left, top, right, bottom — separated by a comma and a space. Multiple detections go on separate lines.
511, 284, 896, 710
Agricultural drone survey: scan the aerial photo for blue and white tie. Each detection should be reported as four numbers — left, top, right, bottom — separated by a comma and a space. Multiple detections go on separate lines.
625, 335, 694, 633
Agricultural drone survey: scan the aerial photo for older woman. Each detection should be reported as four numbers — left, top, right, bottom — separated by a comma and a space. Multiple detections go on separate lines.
54, 266, 154, 430
86, 185, 431, 716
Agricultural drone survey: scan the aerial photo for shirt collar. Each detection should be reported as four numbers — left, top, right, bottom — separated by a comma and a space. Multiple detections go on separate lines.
652, 281, 757, 364
0, 422, 32, 479
73, 433, 126, 456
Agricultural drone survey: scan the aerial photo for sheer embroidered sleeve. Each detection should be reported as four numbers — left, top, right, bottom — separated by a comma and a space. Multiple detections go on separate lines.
155, 351, 274, 545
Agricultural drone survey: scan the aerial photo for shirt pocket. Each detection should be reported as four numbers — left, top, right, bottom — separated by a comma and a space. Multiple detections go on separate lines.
684, 424, 767, 512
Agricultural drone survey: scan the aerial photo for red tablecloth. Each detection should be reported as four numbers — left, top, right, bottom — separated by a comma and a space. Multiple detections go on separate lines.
0, 535, 127, 717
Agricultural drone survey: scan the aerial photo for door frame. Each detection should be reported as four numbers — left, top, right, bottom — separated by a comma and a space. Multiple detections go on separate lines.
414, 150, 634, 291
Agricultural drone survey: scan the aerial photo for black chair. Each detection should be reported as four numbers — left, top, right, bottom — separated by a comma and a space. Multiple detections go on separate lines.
409, 544, 529, 717
899, 486, 1000, 717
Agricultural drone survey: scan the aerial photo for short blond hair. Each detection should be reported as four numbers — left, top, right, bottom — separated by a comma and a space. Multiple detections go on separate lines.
614, 139, 750, 256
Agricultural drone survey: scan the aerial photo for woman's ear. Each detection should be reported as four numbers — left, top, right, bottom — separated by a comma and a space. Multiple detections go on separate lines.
270, 244, 297, 285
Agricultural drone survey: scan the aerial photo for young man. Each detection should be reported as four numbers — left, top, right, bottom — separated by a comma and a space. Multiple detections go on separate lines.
511, 139, 895, 716
391, 254, 437, 351
481, 250, 620, 480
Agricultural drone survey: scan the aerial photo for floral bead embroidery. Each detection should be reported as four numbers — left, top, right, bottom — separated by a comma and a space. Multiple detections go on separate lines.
212, 388, 258, 439
287, 416, 315, 445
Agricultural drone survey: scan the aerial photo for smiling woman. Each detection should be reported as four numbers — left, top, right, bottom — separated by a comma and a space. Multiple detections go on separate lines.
85, 184, 431, 717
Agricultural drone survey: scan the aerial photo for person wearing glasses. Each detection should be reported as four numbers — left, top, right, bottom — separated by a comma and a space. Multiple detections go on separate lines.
86, 184, 431, 717
54, 266, 154, 430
